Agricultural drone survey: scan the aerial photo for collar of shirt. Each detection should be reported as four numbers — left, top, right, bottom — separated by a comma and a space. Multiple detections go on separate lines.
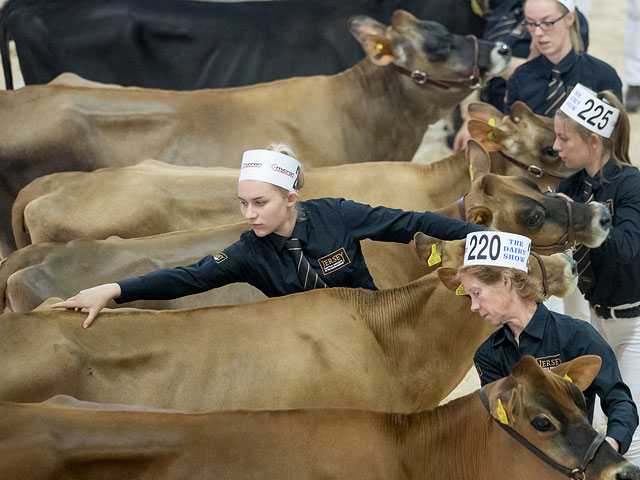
491, 302, 549, 348
579, 157, 621, 193
541, 48, 578, 76
269, 218, 310, 254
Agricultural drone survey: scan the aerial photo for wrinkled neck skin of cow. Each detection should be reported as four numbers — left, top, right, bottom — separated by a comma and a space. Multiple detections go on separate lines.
338, 271, 495, 411
399, 386, 575, 479
345, 60, 475, 162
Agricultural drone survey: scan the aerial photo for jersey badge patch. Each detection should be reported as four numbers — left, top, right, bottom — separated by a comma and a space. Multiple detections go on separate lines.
317, 247, 351, 275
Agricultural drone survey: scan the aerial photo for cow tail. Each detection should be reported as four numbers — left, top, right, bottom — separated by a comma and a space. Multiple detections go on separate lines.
0, 1, 14, 90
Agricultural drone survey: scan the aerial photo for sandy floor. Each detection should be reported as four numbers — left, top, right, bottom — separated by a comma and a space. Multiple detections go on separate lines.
0, 1, 636, 404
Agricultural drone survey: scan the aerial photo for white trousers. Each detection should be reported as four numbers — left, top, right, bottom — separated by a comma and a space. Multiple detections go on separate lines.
591, 309, 640, 465
626, 0, 640, 85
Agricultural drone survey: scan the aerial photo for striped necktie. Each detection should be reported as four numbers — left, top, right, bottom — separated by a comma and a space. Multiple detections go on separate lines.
573, 182, 596, 295
487, 9, 521, 40
543, 69, 566, 116
285, 238, 327, 290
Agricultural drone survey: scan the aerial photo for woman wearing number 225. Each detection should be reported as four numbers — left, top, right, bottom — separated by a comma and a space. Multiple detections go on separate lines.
553, 84, 640, 463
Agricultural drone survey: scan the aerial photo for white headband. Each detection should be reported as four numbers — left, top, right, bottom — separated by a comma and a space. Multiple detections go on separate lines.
239, 150, 301, 191
559, 83, 620, 138
464, 231, 531, 272
556, 0, 575, 11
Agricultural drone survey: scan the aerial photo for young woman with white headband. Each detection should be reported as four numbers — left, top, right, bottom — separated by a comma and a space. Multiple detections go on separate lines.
452, 231, 637, 455
553, 85, 640, 463
52, 143, 487, 328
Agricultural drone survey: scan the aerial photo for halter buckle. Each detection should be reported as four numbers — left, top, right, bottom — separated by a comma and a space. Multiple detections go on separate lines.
410, 70, 428, 85
527, 165, 544, 178
570, 468, 586, 480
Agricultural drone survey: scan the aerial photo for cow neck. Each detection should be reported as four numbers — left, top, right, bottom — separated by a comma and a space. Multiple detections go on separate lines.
347, 272, 494, 411
389, 391, 491, 478
343, 59, 472, 162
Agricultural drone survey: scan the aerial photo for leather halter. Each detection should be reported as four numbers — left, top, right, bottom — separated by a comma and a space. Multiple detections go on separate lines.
479, 387, 605, 480
394, 35, 482, 89
529, 251, 549, 298
499, 152, 569, 181
533, 193, 576, 254
456, 192, 576, 254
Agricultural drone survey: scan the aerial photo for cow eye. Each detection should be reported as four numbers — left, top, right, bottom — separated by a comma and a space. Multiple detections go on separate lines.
531, 416, 555, 432
526, 211, 543, 227
542, 146, 559, 157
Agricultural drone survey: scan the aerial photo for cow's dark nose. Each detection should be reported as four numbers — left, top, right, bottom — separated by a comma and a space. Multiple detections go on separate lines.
615, 463, 640, 479
570, 257, 578, 277
497, 43, 510, 56
601, 211, 612, 229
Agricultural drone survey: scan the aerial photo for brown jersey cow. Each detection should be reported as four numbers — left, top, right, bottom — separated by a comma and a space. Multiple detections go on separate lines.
0, 356, 636, 480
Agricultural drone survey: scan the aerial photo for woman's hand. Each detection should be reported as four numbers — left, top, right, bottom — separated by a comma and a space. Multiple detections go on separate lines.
51, 283, 121, 329
605, 436, 620, 452
452, 118, 471, 154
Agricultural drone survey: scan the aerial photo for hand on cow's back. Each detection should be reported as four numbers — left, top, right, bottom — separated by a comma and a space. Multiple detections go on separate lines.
50, 283, 121, 328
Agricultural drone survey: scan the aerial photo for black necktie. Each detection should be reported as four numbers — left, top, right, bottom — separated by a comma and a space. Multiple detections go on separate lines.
487, 9, 521, 40
543, 69, 567, 116
573, 183, 595, 296
285, 238, 327, 290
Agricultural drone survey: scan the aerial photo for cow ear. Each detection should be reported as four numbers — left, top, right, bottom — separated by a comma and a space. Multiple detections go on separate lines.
466, 139, 491, 177
551, 355, 602, 392
467, 102, 505, 124
488, 377, 519, 427
436, 267, 462, 292
413, 232, 445, 267
467, 121, 507, 152
349, 16, 396, 66
465, 206, 493, 226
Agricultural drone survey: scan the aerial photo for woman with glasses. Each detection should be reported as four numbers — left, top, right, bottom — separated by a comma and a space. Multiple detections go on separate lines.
451, 0, 590, 152
504, 0, 622, 115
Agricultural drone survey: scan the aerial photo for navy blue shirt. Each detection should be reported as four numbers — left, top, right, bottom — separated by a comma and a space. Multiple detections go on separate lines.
474, 303, 638, 453
116, 198, 486, 302
504, 49, 622, 115
557, 160, 640, 307
480, 0, 589, 112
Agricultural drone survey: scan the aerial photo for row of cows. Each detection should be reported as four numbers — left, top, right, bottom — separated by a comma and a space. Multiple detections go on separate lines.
0, 8, 636, 478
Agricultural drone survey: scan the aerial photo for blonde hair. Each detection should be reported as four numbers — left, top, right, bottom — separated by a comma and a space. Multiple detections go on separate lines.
525, 0, 584, 60
555, 90, 631, 178
265, 142, 305, 195
455, 265, 545, 303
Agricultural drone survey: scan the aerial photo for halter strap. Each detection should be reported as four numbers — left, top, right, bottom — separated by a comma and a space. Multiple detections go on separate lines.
479, 387, 605, 479
393, 35, 482, 90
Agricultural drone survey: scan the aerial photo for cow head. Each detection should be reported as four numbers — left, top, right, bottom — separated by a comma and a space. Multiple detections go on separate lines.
463, 173, 611, 251
413, 234, 578, 299
467, 101, 577, 190
348, 10, 510, 89
485, 355, 640, 479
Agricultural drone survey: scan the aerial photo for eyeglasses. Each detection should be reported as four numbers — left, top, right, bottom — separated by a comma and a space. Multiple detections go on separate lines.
522, 11, 568, 32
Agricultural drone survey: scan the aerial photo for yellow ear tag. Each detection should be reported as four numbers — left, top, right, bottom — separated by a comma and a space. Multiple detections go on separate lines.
475, 214, 484, 224
376, 42, 384, 52
427, 244, 441, 267
497, 399, 509, 425
455, 284, 467, 296
468, 163, 474, 182
488, 117, 496, 127
564, 374, 573, 383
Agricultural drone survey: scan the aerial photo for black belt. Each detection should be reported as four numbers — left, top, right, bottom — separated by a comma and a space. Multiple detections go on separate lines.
593, 304, 640, 319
